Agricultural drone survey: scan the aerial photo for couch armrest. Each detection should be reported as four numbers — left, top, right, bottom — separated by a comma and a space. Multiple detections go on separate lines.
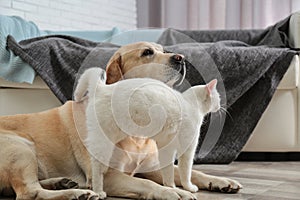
298, 56, 300, 148
289, 11, 300, 48
289, 11, 300, 148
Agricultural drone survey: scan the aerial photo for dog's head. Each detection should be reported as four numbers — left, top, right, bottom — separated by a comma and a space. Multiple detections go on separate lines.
106, 42, 186, 87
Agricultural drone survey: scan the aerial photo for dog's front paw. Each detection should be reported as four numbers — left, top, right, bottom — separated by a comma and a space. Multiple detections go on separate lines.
159, 189, 181, 200
149, 187, 197, 200
73, 190, 105, 200
207, 177, 242, 193
171, 188, 197, 200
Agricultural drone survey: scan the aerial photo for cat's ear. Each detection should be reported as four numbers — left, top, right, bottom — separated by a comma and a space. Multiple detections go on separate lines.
206, 79, 218, 95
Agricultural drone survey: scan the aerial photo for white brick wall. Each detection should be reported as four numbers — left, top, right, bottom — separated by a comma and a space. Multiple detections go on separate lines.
0, 0, 137, 30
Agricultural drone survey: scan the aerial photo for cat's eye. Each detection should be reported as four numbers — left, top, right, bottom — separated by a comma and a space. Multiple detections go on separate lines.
142, 49, 154, 57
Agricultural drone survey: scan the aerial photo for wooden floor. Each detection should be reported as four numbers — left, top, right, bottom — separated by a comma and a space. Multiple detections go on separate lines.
1, 162, 299, 200
191, 162, 300, 200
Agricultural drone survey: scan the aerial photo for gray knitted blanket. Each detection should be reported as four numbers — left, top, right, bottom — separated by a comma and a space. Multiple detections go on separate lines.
6, 16, 298, 163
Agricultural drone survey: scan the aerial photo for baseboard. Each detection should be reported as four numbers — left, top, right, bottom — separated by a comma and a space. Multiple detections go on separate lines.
236, 152, 300, 161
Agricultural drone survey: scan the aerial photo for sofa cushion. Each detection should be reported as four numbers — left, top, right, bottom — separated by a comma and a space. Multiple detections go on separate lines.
107, 29, 163, 45
0, 88, 61, 115
0, 76, 48, 89
43, 27, 121, 42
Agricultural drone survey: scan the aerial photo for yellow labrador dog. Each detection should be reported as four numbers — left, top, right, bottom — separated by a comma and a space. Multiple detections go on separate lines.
105, 42, 186, 86
0, 42, 242, 200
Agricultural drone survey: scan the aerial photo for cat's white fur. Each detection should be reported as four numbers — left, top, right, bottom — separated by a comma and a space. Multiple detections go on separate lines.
74, 68, 220, 196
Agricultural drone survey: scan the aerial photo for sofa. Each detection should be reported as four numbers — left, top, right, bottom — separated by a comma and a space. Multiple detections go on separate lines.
0, 13, 299, 154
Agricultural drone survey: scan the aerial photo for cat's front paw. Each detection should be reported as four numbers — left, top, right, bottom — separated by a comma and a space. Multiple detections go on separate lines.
97, 191, 107, 199
182, 183, 198, 193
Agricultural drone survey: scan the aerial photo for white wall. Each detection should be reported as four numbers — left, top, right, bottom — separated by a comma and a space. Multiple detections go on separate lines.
0, 0, 137, 30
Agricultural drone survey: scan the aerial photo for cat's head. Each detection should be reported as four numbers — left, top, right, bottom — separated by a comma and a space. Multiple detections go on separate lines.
183, 79, 221, 114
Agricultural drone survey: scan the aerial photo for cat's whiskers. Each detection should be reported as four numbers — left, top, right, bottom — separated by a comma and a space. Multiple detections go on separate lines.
218, 106, 233, 121
217, 109, 223, 126
214, 109, 224, 126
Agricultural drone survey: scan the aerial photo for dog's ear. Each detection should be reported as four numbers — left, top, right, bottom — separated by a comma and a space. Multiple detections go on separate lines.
106, 53, 123, 84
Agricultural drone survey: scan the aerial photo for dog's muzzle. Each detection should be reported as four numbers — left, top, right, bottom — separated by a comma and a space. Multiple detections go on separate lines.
170, 54, 186, 86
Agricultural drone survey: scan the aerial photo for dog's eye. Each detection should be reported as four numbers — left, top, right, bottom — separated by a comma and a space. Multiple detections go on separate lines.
142, 49, 154, 57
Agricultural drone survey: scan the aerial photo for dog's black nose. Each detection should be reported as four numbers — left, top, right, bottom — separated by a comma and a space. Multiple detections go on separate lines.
171, 54, 185, 63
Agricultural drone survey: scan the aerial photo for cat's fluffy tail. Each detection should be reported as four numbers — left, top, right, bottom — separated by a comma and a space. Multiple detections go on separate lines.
74, 67, 106, 102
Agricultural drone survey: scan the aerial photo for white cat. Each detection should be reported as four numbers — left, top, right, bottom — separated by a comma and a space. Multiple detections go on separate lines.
74, 68, 220, 196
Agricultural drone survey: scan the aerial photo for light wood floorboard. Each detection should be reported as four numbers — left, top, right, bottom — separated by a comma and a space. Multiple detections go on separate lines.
1, 162, 299, 200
